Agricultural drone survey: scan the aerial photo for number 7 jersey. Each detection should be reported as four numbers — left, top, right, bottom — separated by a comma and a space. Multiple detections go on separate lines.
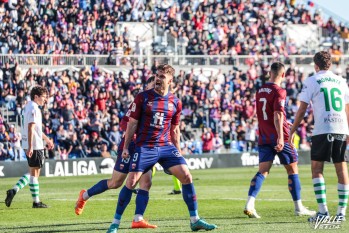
299, 70, 349, 136
129, 89, 182, 147
256, 83, 289, 145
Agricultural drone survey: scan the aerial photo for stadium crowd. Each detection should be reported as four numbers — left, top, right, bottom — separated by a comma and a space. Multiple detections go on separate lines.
0, 58, 334, 161
1, 0, 349, 161
0, 0, 348, 57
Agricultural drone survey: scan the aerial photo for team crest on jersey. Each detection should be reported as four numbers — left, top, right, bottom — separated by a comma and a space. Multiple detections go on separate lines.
132, 163, 136, 169
168, 103, 174, 111
147, 101, 153, 107
279, 100, 285, 107
120, 164, 124, 170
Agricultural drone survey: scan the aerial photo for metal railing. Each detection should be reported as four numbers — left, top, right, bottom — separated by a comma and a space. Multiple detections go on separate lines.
0, 54, 347, 67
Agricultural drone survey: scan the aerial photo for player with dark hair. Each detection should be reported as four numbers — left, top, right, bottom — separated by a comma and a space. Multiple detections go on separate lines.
290, 51, 349, 221
5, 86, 53, 208
244, 62, 315, 218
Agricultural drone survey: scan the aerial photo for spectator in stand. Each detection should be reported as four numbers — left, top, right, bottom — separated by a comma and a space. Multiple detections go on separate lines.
9, 125, 22, 161
201, 127, 214, 153
212, 133, 223, 153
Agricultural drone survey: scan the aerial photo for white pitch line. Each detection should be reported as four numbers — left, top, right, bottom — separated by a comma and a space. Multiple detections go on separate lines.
48, 197, 339, 202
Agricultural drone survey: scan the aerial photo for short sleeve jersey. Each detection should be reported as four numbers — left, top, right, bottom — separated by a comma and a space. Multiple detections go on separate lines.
129, 89, 182, 147
299, 70, 349, 135
21, 101, 44, 150
256, 83, 289, 145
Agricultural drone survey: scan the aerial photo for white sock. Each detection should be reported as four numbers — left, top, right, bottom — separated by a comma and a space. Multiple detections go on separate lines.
246, 196, 255, 210
134, 214, 143, 222
190, 216, 200, 223
83, 191, 90, 200
29, 176, 40, 203
294, 200, 302, 211
337, 183, 349, 216
112, 219, 121, 225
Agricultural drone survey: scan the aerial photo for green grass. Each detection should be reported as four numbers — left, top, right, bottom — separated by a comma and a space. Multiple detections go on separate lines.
0, 165, 348, 232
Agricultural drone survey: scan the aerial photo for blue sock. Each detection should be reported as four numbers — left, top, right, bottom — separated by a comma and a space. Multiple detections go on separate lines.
135, 189, 149, 215
115, 186, 133, 219
182, 183, 198, 217
248, 172, 265, 197
288, 174, 301, 201
87, 179, 109, 197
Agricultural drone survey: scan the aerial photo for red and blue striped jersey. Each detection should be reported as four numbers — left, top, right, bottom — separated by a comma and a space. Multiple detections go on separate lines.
129, 89, 182, 147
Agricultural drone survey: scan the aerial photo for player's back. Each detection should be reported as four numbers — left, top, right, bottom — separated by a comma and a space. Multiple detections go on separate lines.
300, 70, 349, 135
256, 83, 288, 145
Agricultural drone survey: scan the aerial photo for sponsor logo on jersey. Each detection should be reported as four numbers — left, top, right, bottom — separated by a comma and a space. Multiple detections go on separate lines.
147, 101, 153, 107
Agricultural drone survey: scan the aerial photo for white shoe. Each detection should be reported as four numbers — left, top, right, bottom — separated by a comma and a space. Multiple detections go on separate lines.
244, 208, 261, 218
295, 207, 316, 216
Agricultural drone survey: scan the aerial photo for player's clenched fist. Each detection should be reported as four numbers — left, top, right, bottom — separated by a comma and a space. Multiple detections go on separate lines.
122, 148, 130, 159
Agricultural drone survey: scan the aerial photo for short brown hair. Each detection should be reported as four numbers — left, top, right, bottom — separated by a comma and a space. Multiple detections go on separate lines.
157, 64, 175, 76
270, 62, 285, 76
30, 86, 48, 100
313, 51, 332, 70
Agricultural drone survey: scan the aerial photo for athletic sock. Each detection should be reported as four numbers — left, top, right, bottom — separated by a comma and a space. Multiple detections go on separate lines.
29, 176, 40, 203
86, 179, 108, 200
337, 183, 349, 216
182, 183, 200, 223
246, 172, 265, 210
13, 173, 30, 193
313, 177, 328, 214
173, 176, 181, 191
134, 189, 149, 222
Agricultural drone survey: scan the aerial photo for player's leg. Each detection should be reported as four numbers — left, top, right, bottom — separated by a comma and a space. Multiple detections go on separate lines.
28, 150, 47, 208
75, 150, 129, 215
169, 175, 182, 195
281, 143, 315, 216
161, 146, 217, 231
5, 173, 30, 207
308, 134, 332, 221
332, 135, 349, 219
132, 169, 157, 229
75, 170, 127, 215
107, 148, 157, 233
334, 162, 349, 219
244, 145, 273, 218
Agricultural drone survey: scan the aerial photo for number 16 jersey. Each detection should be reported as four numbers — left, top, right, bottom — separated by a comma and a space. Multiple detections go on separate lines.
299, 70, 349, 136
256, 83, 289, 145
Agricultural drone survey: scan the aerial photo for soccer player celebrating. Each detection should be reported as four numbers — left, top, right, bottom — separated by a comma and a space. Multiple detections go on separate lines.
289, 51, 349, 221
75, 77, 157, 229
106, 64, 217, 233
244, 62, 315, 218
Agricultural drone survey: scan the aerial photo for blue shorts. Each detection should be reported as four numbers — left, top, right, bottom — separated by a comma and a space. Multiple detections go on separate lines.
113, 141, 136, 174
129, 145, 187, 173
258, 143, 298, 165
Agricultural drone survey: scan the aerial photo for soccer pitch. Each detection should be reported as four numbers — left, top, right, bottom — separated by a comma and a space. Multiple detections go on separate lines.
0, 165, 348, 232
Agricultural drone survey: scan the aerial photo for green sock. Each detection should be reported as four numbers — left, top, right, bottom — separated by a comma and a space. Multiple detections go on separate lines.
13, 173, 30, 193
29, 176, 40, 203
337, 183, 349, 215
173, 176, 181, 191
313, 177, 328, 214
